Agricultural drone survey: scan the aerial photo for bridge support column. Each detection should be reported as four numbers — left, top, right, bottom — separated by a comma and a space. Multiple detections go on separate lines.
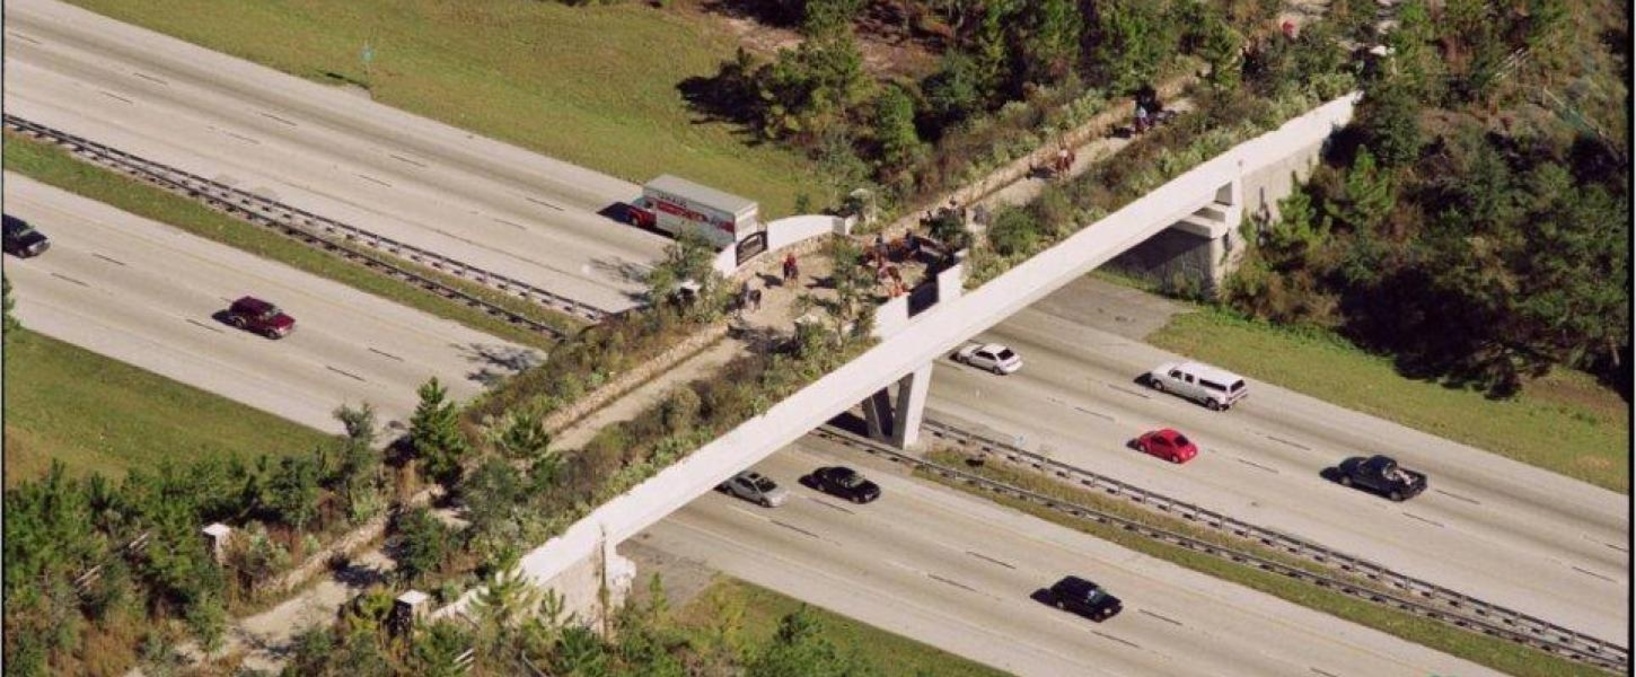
891, 363, 931, 448
860, 362, 933, 449
862, 389, 893, 440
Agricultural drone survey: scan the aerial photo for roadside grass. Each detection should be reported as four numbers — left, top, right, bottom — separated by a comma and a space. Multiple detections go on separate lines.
1145, 305, 1629, 493
914, 451, 1603, 677
64, 0, 813, 217
4, 131, 570, 351
672, 576, 1010, 677
2, 330, 335, 487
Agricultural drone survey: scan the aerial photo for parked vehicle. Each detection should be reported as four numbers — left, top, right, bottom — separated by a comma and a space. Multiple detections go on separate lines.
3, 215, 50, 258
953, 342, 1023, 375
1135, 428, 1198, 464
803, 466, 881, 504
225, 296, 296, 339
1332, 455, 1428, 502
627, 175, 759, 249
1043, 576, 1123, 622
717, 470, 789, 508
1147, 361, 1248, 411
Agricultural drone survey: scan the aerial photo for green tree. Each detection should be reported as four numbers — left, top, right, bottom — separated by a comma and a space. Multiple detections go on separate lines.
969, 0, 1018, 100
409, 620, 472, 677
872, 84, 922, 172
987, 206, 1041, 257
1016, 0, 1082, 85
459, 457, 524, 564
752, 33, 873, 142
825, 236, 876, 341
409, 378, 470, 488
334, 402, 379, 449
1359, 78, 1424, 168
748, 606, 877, 677
393, 506, 449, 586
483, 408, 552, 463
1198, 15, 1244, 92
1325, 148, 1396, 232
1086, 0, 1168, 93
266, 454, 322, 532
1263, 183, 1329, 259
334, 403, 384, 523
2, 273, 18, 341
801, 0, 865, 38
1386, 0, 1445, 102
926, 209, 970, 251
921, 51, 985, 133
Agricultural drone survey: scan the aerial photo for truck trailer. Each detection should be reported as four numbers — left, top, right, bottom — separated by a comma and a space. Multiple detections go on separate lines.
628, 175, 759, 249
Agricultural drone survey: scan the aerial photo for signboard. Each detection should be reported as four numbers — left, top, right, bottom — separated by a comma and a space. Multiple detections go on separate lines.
735, 231, 769, 266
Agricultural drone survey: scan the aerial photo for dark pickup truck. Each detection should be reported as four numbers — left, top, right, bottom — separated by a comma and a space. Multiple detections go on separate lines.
1334, 455, 1428, 502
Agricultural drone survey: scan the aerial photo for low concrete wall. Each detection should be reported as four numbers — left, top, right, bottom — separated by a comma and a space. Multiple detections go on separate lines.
439, 94, 1361, 618
712, 215, 851, 278
873, 295, 911, 339
769, 215, 844, 250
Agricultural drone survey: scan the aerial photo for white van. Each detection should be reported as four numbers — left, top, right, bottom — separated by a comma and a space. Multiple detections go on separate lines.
1147, 361, 1248, 410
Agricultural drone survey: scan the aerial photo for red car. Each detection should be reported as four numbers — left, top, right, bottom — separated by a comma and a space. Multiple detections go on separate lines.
1136, 428, 1198, 464
226, 296, 296, 339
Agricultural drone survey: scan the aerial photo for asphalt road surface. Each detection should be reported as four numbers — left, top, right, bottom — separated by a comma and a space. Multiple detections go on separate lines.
641, 441, 1503, 677
4, 173, 540, 434
4, 0, 668, 314
928, 278, 1630, 644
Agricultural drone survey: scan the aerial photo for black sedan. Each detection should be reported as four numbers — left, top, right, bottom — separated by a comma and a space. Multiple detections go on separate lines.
803, 466, 881, 504
3, 215, 50, 258
1044, 576, 1123, 622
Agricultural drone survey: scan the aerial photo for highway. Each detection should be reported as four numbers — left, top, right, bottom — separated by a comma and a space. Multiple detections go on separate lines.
3, 173, 539, 434
928, 277, 1630, 644
642, 440, 1504, 677
3, 0, 667, 315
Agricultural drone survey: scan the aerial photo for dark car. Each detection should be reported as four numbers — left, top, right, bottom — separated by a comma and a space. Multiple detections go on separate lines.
1045, 576, 1123, 622
804, 466, 881, 504
3, 215, 50, 258
1333, 454, 1427, 502
226, 296, 296, 339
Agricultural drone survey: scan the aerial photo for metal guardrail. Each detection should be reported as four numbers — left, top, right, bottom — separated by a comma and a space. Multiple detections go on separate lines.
3, 114, 606, 335
811, 424, 1629, 674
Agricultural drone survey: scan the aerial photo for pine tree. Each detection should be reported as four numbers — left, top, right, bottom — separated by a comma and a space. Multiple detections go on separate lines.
409, 378, 470, 488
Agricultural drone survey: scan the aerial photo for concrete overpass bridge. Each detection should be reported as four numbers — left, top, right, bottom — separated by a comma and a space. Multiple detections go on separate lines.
434, 94, 1360, 622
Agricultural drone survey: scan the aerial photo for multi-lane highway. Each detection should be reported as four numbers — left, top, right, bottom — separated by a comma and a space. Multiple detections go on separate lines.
643, 441, 1504, 677
4, 173, 539, 433
4, 0, 667, 314
929, 278, 1630, 644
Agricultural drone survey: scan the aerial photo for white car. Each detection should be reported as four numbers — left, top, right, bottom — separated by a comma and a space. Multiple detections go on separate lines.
1147, 361, 1248, 411
954, 342, 1023, 375
716, 471, 789, 507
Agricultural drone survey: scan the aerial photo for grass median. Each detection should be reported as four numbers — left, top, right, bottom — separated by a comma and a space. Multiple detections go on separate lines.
64, 0, 812, 217
673, 576, 1010, 677
1145, 305, 1629, 493
917, 449, 1603, 677
2, 330, 335, 486
4, 131, 572, 350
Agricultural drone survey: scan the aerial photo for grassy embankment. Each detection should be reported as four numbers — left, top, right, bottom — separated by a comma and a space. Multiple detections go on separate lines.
674, 577, 1010, 677
1144, 304, 1629, 493
3, 132, 572, 350
917, 449, 1604, 677
65, 0, 812, 216
2, 330, 335, 486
